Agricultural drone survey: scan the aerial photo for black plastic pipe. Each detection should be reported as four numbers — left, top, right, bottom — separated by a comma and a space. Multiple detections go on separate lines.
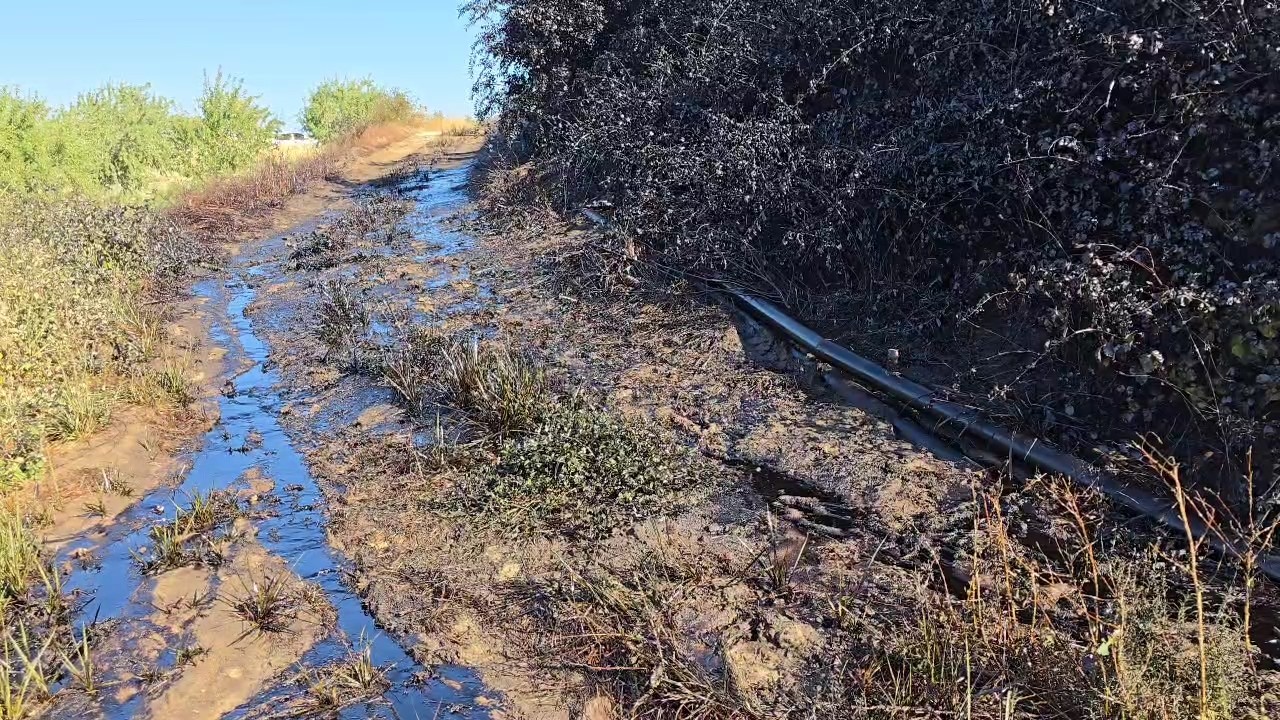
579, 208, 1280, 582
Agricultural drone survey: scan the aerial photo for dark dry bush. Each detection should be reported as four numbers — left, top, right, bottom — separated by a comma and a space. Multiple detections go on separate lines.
468, 0, 1280, 503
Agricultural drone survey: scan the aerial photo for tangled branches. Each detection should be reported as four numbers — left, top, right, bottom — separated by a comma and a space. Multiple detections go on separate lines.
467, 0, 1280, 501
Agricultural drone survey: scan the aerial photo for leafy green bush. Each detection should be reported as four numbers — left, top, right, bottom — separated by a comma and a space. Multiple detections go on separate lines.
459, 396, 693, 535
0, 74, 279, 201
300, 78, 418, 142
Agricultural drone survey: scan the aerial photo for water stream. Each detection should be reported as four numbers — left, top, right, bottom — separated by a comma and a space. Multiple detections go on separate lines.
53, 164, 493, 719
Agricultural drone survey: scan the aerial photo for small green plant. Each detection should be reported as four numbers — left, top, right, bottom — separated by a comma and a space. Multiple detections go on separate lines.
1, 622, 56, 718
59, 625, 96, 694
753, 512, 808, 594
222, 574, 298, 640
458, 394, 692, 534
81, 496, 108, 519
150, 354, 194, 406
174, 644, 205, 667
299, 636, 390, 713
0, 510, 42, 601
135, 523, 188, 575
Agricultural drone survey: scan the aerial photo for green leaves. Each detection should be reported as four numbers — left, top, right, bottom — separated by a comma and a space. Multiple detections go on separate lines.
463, 396, 693, 536
301, 78, 418, 142
0, 74, 281, 201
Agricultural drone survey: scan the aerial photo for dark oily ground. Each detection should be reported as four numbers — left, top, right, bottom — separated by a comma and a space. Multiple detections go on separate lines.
241, 142, 983, 716
240, 143, 1280, 718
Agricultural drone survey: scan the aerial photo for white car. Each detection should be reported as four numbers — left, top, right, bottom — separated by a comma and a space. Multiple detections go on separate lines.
273, 132, 319, 149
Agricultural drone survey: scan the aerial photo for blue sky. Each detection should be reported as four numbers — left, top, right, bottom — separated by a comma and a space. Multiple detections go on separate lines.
0, 1, 478, 130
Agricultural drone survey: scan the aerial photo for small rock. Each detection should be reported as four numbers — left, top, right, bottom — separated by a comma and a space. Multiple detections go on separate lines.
497, 562, 521, 581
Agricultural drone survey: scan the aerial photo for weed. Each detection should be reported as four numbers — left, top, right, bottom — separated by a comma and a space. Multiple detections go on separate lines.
150, 354, 194, 406
134, 523, 188, 575
174, 644, 205, 667
59, 625, 96, 694
98, 467, 133, 497
753, 513, 808, 595
316, 279, 371, 370
299, 638, 391, 713
222, 574, 298, 640
1, 622, 55, 717
381, 326, 447, 420
455, 394, 692, 535
81, 496, 108, 519
0, 510, 42, 601
132, 491, 239, 575
436, 338, 549, 436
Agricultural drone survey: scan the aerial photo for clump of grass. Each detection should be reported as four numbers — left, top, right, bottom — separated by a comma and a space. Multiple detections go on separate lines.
381, 327, 448, 420
0, 510, 43, 602
0, 509, 94, 715
316, 280, 371, 370
222, 573, 298, 640
97, 467, 133, 497
59, 625, 96, 695
752, 512, 808, 595
436, 338, 549, 437
509, 560, 747, 719
132, 491, 241, 575
148, 354, 194, 406
299, 639, 390, 713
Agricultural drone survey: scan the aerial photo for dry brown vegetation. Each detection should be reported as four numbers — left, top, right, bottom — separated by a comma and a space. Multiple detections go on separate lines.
170, 121, 424, 242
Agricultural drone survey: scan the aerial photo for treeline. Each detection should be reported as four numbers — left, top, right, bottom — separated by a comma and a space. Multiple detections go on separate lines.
0, 76, 420, 201
468, 0, 1280, 500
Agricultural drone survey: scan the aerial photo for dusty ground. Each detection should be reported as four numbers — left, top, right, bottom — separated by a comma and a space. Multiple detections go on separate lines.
20, 126, 1279, 720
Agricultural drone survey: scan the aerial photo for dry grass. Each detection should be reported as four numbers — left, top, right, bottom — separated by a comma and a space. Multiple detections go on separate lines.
169, 147, 341, 241
170, 121, 423, 242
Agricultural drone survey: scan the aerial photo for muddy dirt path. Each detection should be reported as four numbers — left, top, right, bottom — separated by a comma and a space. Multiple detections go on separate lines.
33, 132, 496, 719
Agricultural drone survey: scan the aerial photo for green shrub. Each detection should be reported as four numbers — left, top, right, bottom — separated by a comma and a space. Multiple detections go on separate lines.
459, 396, 693, 535
185, 71, 281, 177
300, 78, 418, 142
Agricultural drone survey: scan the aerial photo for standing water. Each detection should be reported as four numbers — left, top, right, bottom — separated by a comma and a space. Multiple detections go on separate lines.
52, 162, 493, 719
